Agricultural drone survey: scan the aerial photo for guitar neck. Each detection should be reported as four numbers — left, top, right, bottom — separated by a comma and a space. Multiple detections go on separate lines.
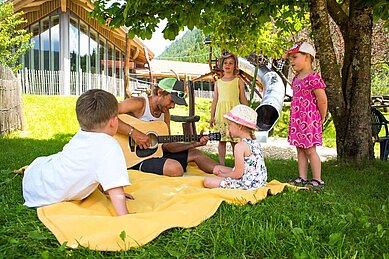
157, 135, 202, 143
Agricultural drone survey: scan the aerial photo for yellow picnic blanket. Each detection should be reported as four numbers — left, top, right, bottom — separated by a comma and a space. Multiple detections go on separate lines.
37, 163, 295, 251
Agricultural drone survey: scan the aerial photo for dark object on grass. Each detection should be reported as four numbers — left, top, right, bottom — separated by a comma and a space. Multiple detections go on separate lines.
371, 106, 389, 161
306, 179, 325, 191
288, 176, 308, 187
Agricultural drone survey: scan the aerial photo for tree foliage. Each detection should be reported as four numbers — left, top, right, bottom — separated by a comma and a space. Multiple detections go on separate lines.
92, 0, 310, 57
0, 2, 32, 72
92, 0, 388, 57
92, 0, 389, 162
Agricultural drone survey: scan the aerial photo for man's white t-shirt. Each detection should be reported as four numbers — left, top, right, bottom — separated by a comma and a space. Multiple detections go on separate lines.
23, 130, 130, 207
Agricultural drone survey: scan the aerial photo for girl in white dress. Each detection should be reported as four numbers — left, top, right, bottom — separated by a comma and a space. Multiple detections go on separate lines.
204, 105, 267, 190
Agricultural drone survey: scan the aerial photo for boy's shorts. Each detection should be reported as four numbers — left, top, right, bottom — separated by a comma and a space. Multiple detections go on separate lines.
130, 150, 188, 175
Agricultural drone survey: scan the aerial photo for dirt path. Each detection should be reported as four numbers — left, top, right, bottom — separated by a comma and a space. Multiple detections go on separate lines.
198, 137, 337, 161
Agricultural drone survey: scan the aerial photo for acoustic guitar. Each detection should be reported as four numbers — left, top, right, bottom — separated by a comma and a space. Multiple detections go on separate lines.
115, 114, 221, 168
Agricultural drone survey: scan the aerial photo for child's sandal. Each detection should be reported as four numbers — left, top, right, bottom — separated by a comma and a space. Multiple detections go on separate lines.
306, 179, 325, 191
288, 176, 308, 187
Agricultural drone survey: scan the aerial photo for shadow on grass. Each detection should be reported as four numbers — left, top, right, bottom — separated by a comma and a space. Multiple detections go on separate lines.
0, 133, 73, 171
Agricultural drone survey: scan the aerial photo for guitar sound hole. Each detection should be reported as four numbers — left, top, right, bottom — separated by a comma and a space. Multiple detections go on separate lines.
149, 134, 158, 149
135, 132, 158, 158
136, 147, 157, 157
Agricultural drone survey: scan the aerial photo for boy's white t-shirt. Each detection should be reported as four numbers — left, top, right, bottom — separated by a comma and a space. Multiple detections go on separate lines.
22, 130, 130, 207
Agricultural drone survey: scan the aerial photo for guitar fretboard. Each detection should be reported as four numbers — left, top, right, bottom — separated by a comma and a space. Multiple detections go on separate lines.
157, 135, 200, 143
156, 133, 220, 143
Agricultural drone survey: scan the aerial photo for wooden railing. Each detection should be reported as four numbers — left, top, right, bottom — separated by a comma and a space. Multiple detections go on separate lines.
0, 64, 24, 135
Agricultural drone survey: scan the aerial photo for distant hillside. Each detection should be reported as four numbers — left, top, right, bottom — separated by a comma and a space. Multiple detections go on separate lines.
158, 28, 216, 64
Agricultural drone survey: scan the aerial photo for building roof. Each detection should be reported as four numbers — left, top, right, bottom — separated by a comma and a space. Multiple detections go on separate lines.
137, 59, 212, 80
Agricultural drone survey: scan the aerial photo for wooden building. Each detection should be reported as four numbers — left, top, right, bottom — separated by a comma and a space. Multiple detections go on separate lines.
11, 0, 153, 96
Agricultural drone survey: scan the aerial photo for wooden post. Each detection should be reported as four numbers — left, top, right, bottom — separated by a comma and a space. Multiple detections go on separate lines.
143, 47, 153, 92
16, 72, 25, 130
124, 33, 131, 99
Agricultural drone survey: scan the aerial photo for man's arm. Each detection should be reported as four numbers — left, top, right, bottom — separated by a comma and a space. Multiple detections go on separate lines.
118, 98, 150, 149
117, 97, 142, 135
106, 186, 129, 216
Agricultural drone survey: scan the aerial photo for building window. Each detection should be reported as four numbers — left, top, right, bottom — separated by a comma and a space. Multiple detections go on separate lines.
107, 42, 114, 76
26, 15, 60, 71
79, 20, 89, 73
69, 16, 79, 72
24, 48, 30, 69
25, 12, 124, 77
30, 23, 40, 70
116, 49, 122, 79
90, 29, 99, 74
51, 15, 60, 71
41, 17, 50, 70
99, 37, 107, 76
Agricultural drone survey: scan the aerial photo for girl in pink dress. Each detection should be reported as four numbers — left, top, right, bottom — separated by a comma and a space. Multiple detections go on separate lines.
286, 42, 328, 191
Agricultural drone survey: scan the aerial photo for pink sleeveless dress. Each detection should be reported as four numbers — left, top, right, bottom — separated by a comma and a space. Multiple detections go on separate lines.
288, 73, 326, 148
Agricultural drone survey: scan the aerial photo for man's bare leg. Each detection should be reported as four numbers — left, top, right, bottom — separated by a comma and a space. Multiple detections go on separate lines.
163, 159, 184, 177
187, 148, 218, 174
218, 141, 227, 165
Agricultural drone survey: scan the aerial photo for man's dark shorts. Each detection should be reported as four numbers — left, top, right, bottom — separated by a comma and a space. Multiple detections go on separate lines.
130, 150, 188, 175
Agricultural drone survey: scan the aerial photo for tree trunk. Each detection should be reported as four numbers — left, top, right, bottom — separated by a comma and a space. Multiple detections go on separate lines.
309, 0, 345, 156
310, 0, 374, 162
339, 2, 374, 161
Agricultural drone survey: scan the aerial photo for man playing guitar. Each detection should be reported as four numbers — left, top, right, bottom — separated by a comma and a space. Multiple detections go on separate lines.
117, 78, 219, 177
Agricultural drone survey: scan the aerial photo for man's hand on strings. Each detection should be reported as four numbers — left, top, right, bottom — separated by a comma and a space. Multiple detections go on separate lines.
131, 129, 150, 149
193, 130, 209, 148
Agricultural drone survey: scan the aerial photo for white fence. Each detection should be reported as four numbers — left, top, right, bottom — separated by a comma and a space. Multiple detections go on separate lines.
19, 69, 233, 100
195, 89, 257, 101
195, 89, 214, 99
23, 70, 61, 95
21, 69, 125, 97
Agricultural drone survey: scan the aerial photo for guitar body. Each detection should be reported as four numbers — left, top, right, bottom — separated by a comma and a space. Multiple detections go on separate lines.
115, 114, 221, 168
115, 114, 169, 168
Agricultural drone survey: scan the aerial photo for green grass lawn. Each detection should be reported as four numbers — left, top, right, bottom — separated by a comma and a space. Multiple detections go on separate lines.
0, 95, 388, 258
